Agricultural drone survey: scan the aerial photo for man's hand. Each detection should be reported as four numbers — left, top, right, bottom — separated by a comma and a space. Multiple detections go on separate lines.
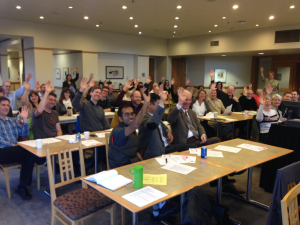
210, 82, 216, 91
232, 96, 239, 102
45, 80, 52, 93
89, 73, 94, 80
244, 86, 248, 93
142, 87, 150, 104
79, 77, 88, 92
73, 68, 78, 73
36, 81, 41, 90
210, 70, 215, 80
161, 77, 165, 81
146, 76, 152, 84
171, 78, 175, 85
186, 78, 190, 86
249, 83, 252, 90
26, 73, 33, 82
123, 79, 133, 92
24, 82, 31, 90
104, 80, 108, 86
200, 135, 207, 144
260, 67, 264, 73
159, 84, 168, 104
177, 87, 186, 106
19, 106, 29, 122
167, 131, 174, 143
137, 77, 141, 83
228, 111, 232, 115
88, 80, 96, 88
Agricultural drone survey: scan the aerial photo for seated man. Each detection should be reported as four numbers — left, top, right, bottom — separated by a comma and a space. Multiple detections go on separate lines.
0, 87, 13, 117
150, 83, 158, 93
291, 90, 299, 102
0, 99, 36, 200
84, 85, 111, 112
239, 89, 258, 111
138, 86, 196, 159
107, 84, 116, 107
167, 88, 220, 147
282, 92, 292, 101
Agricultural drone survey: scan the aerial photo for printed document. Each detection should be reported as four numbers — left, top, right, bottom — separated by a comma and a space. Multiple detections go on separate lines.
207, 150, 224, 157
81, 140, 102, 147
95, 133, 106, 138
161, 163, 197, 175
19, 138, 61, 147
223, 104, 232, 116
214, 145, 241, 153
236, 144, 267, 152
143, 174, 167, 185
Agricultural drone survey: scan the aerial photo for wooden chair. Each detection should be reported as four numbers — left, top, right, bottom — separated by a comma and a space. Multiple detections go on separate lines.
110, 111, 120, 129
46, 143, 116, 225
281, 182, 300, 225
164, 94, 173, 108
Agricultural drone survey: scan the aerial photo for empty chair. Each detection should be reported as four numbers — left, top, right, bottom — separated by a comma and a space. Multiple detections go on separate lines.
281, 182, 300, 225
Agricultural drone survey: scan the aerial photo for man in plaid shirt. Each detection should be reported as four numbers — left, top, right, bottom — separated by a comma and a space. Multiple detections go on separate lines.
0, 96, 36, 200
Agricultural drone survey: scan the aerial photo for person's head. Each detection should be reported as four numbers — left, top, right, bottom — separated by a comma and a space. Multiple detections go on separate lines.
272, 94, 282, 108
227, 85, 235, 97
153, 86, 159, 95
118, 105, 135, 126
90, 87, 101, 102
66, 74, 72, 81
102, 86, 109, 98
216, 82, 222, 90
0, 97, 10, 117
263, 96, 272, 110
152, 83, 158, 90
164, 80, 169, 87
148, 93, 161, 114
131, 90, 142, 106
268, 71, 275, 80
138, 82, 143, 88
182, 90, 192, 110
210, 90, 217, 100
282, 92, 292, 101
198, 85, 204, 91
3, 82, 11, 95
46, 92, 57, 109
0, 87, 4, 97
28, 91, 41, 108
40, 84, 46, 94
246, 90, 254, 100
197, 90, 206, 101
256, 89, 263, 97
291, 90, 299, 101
59, 88, 71, 104
108, 84, 114, 94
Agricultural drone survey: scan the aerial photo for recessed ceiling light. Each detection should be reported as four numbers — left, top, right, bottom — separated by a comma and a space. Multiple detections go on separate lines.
174, 31, 176, 33
173, 36, 175, 37
214, 24, 218, 27
175, 17, 179, 20
40, 16, 44, 19
16, 6, 21, 9
233, 5, 238, 9
129, 17, 133, 20
177, 5, 182, 9
290, 5, 295, 9
122, 6, 127, 9
222, 17, 226, 19
69, 6, 73, 9
174, 25, 177, 28
139, 32, 142, 34
269, 16, 274, 20
258, 53, 264, 55
222, 55, 226, 56
209, 31, 211, 33
135, 25, 138, 28
84, 16, 89, 20
7, 49, 11, 51
96, 25, 99, 27
256, 24, 259, 26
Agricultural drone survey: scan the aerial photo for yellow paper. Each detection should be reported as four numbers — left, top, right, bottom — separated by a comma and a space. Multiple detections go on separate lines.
143, 174, 167, 185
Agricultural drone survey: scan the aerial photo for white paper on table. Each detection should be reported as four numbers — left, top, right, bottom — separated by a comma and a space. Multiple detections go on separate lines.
105, 128, 113, 132
71, 114, 79, 117
122, 186, 167, 207
202, 112, 214, 119
232, 112, 243, 115
19, 138, 61, 147
189, 148, 200, 154
223, 104, 232, 115
224, 118, 238, 122
214, 145, 241, 153
207, 150, 224, 157
155, 158, 167, 165
19, 140, 38, 147
95, 133, 106, 138
161, 155, 196, 164
81, 140, 102, 147
236, 144, 267, 152
161, 163, 197, 175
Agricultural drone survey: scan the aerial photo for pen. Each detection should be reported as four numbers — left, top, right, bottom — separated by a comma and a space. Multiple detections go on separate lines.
165, 158, 167, 164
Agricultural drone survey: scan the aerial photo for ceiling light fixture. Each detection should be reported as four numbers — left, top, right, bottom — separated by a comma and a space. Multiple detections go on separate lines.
177, 5, 182, 9
222, 17, 226, 19
290, 5, 295, 9
129, 17, 133, 19
258, 53, 264, 55
135, 25, 138, 27
174, 31, 176, 33
139, 32, 142, 34
69, 6, 73, 9
214, 24, 218, 27
222, 55, 226, 56
84, 16, 89, 19
16, 6, 21, 9
175, 17, 179, 20
96, 25, 99, 27
269, 16, 274, 20
122, 6, 127, 9
173, 36, 175, 37
256, 24, 259, 26
233, 5, 238, 9
174, 25, 177, 28
209, 31, 211, 33
8, 50, 11, 51
40, 16, 44, 19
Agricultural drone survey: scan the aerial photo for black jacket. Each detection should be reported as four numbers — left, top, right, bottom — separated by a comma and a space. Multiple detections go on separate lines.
239, 95, 258, 111
62, 73, 79, 90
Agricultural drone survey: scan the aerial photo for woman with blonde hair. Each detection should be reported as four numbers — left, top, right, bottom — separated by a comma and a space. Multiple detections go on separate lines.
260, 67, 280, 95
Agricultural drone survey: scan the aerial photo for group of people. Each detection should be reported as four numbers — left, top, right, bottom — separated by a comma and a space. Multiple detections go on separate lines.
0, 67, 299, 223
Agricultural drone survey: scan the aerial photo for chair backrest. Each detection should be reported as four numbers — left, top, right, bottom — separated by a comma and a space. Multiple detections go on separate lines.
281, 183, 300, 225
110, 111, 120, 129
105, 132, 111, 170
46, 143, 86, 203
165, 94, 172, 108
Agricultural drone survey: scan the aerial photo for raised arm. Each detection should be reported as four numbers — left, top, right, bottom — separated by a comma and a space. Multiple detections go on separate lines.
35, 81, 41, 92
167, 87, 186, 124
16, 73, 32, 98
21, 82, 31, 105
87, 73, 94, 84
265, 84, 273, 97
116, 79, 133, 106
72, 68, 79, 82
82, 80, 95, 98
256, 96, 265, 122
260, 67, 266, 82
72, 77, 91, 111
34, 80, 52, 117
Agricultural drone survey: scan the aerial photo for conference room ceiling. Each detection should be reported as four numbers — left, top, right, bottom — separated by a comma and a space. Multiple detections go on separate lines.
0, 0, 299, 39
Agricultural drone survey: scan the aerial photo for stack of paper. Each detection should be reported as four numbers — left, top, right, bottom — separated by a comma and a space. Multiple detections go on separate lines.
143, 174, 167, 185
81, 140, 102, 147
95, 133, 106, 138
236, 144, 267, 152
161, 163, 197, 175
19, 138, 62, 147
105, 128, 113, 132
155, 155, 196, 165
189, 148, 200, 154
214, 145, 241, 153
207, 150, 224, 157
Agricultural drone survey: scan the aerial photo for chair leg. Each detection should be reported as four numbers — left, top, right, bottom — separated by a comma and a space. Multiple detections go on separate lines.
121, 206, 126, 225
36, 165, 40, 190
4, 168, 11, 199
110, 203, 116, 225
71, 220, 79, 225
51, 207, 57, 225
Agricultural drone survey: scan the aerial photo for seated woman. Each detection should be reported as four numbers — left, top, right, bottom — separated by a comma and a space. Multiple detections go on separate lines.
271, 94, 286, 122
21, 82, 41, 119
256, 96, 279, 144
56, 87, 78, 134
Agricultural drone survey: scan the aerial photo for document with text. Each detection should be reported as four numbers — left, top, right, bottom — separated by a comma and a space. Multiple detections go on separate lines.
143, 174, 167, 185
207, 150, 224, 157
236, 144, 267, 152
161, 163, 197, 175
214, 145, 241, 153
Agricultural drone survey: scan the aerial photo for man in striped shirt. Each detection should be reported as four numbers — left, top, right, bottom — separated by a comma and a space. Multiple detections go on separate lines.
0, 97, 36, 200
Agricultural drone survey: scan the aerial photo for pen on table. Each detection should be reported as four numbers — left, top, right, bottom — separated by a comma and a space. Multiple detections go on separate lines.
114, 185, 126, 191
165, 158, 167, 164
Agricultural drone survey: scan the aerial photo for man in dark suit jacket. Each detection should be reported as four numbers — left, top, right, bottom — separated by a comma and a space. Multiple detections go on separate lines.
138, 88, 196, 160
167, 88, 220, 147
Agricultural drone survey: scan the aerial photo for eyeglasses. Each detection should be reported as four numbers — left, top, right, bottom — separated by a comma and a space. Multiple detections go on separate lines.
124, 112, 136, 117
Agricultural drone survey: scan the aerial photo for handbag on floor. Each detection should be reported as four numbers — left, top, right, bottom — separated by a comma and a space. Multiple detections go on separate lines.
207, 196, 229, 225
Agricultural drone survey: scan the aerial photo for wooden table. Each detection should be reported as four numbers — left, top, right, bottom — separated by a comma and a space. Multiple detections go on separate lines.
198, 114, 253, 139
83, 156, 235, 225
179, 138, 293, 209
59, 112, 115, 124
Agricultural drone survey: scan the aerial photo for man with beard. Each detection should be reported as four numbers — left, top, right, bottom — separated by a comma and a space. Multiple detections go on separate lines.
239, 89, 258, 111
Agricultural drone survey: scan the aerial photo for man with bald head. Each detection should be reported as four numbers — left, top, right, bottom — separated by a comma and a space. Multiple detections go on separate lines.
239, 89, 258, 111
116, 79, 144, 114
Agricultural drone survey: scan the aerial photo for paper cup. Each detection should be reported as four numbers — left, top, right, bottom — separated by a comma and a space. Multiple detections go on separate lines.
214, 112, 218, 119
84, 131, 90, 140
245, 110, 249, 116
36, 139, 43, 149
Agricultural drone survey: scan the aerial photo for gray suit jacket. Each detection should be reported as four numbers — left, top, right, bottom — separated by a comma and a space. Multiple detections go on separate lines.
138, 105, 169, 159
167, 106, 206, 145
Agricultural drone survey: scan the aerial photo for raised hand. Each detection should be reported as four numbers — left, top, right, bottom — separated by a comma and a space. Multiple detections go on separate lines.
104, 80, 108, 86
123, 79, 133, 92
159, 84, 168, 102
73, 68, 78, 73
45, 80, 52, 93
161, 77, 165, 81
79, 77, 88, 91
26, 73, 33, 82
36, 81, 41, 90
89, 73, 94, 79
260, 67, 264, 73
249, 83, 252, 90
88, 80, 96, 88
19, 105, 29, 122
177, 87, 187, 105
232, 96, 239, 102
259, 95, 265, 105
244, 86, 248, 93
137, 77, 141, 83
210, 70, 215, 78
186, 78, 190, 86
171, 78, 175, 85
142, 87, 150, 104
24, 82, 31, 90
146, 76, 152, 84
